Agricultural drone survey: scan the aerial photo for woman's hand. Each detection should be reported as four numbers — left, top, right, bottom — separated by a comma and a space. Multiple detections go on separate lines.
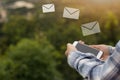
65, 43, 77, 56
90, 44, 109, 60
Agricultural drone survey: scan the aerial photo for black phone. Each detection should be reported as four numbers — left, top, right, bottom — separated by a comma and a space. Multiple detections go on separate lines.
73, 41, 103, 59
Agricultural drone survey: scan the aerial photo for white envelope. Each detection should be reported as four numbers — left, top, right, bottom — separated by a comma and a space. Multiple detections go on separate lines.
63, 7, 80, 19
81, 21, 101, 36
42, 4, 55, 13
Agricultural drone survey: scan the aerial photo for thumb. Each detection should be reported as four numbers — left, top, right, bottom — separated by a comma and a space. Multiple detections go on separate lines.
67, 43, 72, 46
89, 45, 96, 48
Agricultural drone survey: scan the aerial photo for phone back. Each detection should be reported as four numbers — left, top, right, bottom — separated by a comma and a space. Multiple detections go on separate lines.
76, 43, 99, 56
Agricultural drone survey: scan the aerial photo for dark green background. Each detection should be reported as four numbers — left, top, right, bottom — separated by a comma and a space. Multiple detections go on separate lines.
0, 0, 120, 80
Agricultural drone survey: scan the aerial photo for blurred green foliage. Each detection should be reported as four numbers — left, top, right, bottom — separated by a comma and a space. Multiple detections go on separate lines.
0, 0, 120, 80
0, 38, 63, 80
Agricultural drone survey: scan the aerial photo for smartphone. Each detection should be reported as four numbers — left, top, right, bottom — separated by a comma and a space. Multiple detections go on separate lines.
73, 41, 103, 59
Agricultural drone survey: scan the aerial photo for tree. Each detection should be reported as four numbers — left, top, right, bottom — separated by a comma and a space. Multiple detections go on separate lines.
0, 15, 36, 54
2, 38, 63, 80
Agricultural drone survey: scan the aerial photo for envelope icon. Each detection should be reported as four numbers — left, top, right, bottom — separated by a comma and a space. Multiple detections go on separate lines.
42, 4, 55, 13
63, 7, 80, 19
81, 21, 101, 36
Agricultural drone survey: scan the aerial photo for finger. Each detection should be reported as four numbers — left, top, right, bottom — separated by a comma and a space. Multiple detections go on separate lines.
65, 43, 72, 56
89, 45, 100, 50
101, 58, 104, 60
67, 43, 73, 47
79, 40, 85, 44
89, 45, 99, 48
67, 43, 71, 46
89, 45, 96, 47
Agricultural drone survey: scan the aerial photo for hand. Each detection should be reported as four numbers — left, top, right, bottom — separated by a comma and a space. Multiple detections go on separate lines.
90, 44, 109, 60
65, 40, 84, 56
78, 40, 85, 44
65, 43, 77, 56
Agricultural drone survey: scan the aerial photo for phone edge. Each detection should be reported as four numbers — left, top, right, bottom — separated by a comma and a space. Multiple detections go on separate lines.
96, 51, 103, 59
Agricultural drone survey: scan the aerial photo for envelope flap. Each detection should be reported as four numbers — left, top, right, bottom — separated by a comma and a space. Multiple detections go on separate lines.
65, 7, 79, 15
82, 21, 98, 30
42, 4, 54, 9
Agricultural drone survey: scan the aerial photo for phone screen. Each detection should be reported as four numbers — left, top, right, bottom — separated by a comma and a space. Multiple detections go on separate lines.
75, 43, 99, 56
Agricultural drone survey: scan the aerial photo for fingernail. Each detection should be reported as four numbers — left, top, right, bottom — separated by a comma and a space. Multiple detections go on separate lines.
67, 43, 70, 45
67, 43, 71, 46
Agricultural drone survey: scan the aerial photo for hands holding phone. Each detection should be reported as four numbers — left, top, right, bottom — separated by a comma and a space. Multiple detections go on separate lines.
90, 44, 109, 60
65, 41, 85, 56
65, 40, 110, 60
